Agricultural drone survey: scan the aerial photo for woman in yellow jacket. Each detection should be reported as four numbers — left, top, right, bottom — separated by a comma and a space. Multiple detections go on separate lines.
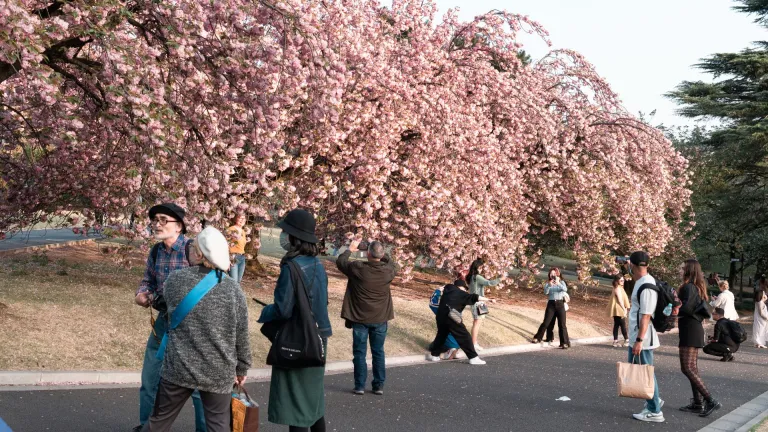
608, 275, 631, 347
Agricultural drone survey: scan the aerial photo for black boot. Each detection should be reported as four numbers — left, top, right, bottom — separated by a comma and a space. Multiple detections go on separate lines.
699, 398, 722, 417
679, 398, 703, 413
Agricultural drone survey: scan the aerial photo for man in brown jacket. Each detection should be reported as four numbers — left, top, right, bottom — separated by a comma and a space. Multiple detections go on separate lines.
338, 239, 396, 396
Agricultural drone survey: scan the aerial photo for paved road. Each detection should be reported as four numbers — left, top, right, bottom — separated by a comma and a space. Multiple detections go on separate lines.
1, 331, 765, 432
0, 229, 100, 251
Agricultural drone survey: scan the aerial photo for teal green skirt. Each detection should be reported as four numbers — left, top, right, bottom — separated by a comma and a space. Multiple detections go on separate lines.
268, 339, 327, 427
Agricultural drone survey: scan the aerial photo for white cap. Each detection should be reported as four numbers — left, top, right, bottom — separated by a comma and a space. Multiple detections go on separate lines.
196, 227, 230, 271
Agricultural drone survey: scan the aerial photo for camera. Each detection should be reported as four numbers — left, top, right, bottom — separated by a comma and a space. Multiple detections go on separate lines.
615, 256, 629, 264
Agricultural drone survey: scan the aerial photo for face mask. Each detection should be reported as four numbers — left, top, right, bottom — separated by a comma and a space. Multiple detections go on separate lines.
279, 232, 292, 251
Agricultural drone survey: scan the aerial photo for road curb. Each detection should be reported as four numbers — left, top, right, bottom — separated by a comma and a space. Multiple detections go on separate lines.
0, 238, 95, 257
698, 390, 768, 432
0, 335, 613, 390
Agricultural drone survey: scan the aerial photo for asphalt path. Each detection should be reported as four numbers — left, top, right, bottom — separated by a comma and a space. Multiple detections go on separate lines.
1, 329, 766, 432
0, 229, 100, 251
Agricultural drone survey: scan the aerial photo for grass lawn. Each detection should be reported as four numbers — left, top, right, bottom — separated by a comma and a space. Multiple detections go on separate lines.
0, 243, 610, 371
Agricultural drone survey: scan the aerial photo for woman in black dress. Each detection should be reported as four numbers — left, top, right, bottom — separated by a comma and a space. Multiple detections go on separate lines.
677, 259, 721, 417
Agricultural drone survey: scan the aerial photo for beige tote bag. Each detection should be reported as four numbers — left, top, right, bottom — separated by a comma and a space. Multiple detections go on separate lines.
616, 355, 655, 399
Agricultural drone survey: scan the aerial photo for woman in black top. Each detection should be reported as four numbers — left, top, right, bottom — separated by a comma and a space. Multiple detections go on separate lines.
426, 280, 495, 365
677, 259, 721, 417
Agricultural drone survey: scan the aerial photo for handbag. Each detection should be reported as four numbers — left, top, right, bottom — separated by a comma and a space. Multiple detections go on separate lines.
447, 306, 463, 324
616, 355, 655, 399
231, 385, 259, 432
475, 301, 489, 316
266, 260, 326, 368
563, 293, 570, 311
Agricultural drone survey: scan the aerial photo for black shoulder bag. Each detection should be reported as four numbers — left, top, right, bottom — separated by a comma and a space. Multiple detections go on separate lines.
265, 260, 326, 369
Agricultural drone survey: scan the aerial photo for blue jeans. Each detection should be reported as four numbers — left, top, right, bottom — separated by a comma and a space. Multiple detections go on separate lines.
352, 322, 388, 391
140, 311, 207, 431
627, 347, 661, 413
228, 254, 246, 283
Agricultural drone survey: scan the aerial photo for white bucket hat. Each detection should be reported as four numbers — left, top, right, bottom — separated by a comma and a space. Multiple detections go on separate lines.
196, 227, 230, 271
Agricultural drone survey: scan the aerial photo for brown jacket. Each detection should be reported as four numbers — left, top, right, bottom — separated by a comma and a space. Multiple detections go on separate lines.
338, 250, 396, 324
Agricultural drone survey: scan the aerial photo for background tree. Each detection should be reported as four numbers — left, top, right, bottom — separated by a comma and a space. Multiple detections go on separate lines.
668, 0, 768, 296
1, 0, 690, 280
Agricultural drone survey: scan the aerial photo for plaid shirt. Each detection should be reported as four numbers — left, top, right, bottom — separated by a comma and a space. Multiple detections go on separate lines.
137, 235, 190, 300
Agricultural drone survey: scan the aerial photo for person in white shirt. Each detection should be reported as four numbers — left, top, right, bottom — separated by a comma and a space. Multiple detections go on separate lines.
710, 281, 739, 321
627, 251, 665, 423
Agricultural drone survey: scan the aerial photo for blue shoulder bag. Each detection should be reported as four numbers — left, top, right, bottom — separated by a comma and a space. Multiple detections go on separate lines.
156, 269, 222, 360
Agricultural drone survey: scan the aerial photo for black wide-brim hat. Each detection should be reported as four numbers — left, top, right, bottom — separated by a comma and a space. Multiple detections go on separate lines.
149, 203, 187, 234
277, 208, 318, 244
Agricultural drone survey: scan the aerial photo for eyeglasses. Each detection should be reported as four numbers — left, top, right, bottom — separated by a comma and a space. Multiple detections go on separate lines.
152, 217, 179, 226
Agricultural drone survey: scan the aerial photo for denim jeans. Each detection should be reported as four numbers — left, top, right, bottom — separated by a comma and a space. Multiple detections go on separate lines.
140, 311, 207, 431
228, 254, 246, 283
627, 347, 662, 413
352, 322, 388, 391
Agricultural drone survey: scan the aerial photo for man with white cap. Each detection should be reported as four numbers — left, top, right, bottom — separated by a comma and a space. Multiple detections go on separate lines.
142, 227, 252, 432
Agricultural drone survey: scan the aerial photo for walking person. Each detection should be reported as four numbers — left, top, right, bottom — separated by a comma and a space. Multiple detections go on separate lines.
703, 308, 741, 362
466, 259, 500, 351
709, 281, 739, 321
258, 209, 332, 432
426, 280, 496, 365
609, 275, 631, 347
754, 282, 768, 349
676, 259, 721, 417
530, 267, 571, 348
133, 203, 207, 432
142, 227, 251, 432
626, 251, 665, 423
337, 238, 397, 395
429, 285, 460, 360
227, 213, 247, 283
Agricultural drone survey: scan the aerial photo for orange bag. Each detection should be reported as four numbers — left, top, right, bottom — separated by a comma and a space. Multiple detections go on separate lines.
231, 385, 259, 432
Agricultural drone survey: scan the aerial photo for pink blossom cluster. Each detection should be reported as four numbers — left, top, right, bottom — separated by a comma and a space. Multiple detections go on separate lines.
0, 0, 690, 279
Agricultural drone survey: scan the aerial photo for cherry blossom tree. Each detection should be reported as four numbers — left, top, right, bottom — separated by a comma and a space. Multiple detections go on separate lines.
0, 0, 691, 280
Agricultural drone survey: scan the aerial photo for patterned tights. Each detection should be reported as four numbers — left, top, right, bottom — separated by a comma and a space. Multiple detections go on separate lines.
679, 346, 710, 403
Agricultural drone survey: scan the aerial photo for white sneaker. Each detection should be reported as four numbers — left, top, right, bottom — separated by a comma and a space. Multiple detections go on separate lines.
468, 357, 486, 365
633, 411, 665, 422
612, 340, 619, 347
425, 354, 441, 362
441, 348, 458, 360
474, 344, 484, 351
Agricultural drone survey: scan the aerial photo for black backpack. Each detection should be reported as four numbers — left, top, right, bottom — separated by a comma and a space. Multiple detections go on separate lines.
637, 280, 679, 334
266, 260, 325, 369
727, 320, 748, 344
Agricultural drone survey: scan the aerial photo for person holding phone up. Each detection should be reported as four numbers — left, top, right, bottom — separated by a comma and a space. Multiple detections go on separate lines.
530, 267, 570, 349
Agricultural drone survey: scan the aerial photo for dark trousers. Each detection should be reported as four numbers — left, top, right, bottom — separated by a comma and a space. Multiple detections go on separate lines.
613, 316, 628, 340
142, 379, 231, 432
533, 300, 570, 346
703, 341, 739, 357
430, 316, 478, 359
352, 322, 388, 391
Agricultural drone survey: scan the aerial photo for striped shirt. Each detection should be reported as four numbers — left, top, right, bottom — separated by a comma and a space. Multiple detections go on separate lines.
137, 235, 190, 299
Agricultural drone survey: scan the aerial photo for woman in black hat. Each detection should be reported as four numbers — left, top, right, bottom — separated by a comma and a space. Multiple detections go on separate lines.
258, 209, 331, 432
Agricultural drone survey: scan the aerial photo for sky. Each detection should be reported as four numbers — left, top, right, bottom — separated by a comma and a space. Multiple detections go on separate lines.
432, 0, 766, 127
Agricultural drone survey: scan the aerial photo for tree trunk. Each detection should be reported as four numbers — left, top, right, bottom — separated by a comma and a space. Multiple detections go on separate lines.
728, 241, 737, 290
245, 225, 266, 276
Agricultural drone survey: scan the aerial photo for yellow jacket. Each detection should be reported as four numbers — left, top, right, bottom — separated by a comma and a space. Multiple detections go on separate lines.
608, 286, 631, 318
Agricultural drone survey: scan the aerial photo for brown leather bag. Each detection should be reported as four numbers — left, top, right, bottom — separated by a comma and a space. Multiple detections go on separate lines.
232, 385, 259, 432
